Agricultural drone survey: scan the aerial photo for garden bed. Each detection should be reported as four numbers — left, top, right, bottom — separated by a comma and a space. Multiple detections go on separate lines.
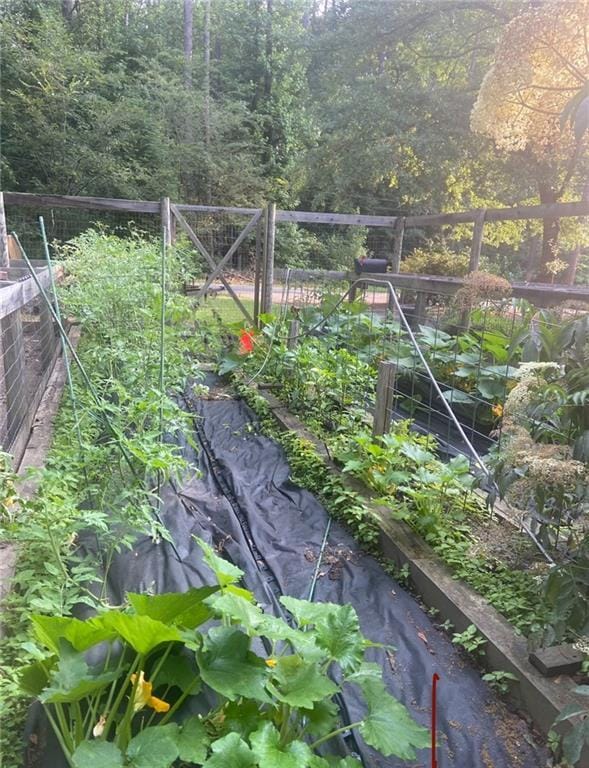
3, 230, 587, 768
16, 383, 548, 768
250, 386, 586, 742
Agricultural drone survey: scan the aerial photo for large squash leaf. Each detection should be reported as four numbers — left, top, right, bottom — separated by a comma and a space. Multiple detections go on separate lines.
202, 733, 256, 768
269, 655, 338, 708
72, 741, 123, 768
126, 724, 179, 768
128, 587, 218, 629
197, 626, 269, 702
250, 722, 312, 768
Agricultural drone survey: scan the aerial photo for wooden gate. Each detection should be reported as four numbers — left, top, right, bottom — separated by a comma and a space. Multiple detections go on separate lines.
169, 202, 268, 325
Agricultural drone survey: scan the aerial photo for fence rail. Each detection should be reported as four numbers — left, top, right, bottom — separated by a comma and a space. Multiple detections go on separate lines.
274, 268, 589, 307
5, 190, 589, 227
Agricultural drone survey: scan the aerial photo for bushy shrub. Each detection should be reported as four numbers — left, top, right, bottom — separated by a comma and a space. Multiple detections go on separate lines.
453, 271, 512, 309
401, 243, 470, 276
275, 223, 367, 270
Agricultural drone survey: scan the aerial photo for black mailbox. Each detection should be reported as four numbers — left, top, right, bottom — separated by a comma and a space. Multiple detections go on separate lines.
354, 258, 388, 274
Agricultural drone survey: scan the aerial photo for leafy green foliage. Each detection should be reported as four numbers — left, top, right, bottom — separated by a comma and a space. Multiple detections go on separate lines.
0, 232, 204, 765
126, 725, 180, 768
554, 685, 589, 766
481, 670, 518, 696
72, 740, 124, 768
2, 1, 269, 205
355, 674, 430, 759
451, 625, 487, 656
22, 540, 429, 766
521, 311, 589, 458
541, 540, 589, 646
250, 723, 312, 768
235, 301, 520, 441
401, 244, 471, 277
235, 381, 547, 638
197, 627, 270, 702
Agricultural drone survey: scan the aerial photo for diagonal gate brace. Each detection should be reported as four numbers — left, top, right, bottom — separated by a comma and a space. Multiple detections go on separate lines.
170, 204, 261, 324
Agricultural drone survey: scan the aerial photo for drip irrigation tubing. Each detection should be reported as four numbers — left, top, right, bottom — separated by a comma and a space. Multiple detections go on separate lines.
184, 387, 363, 761
185, 389, 286, 611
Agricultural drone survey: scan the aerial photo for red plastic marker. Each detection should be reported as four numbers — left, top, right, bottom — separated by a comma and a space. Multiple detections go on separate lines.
431, 672, 440, 768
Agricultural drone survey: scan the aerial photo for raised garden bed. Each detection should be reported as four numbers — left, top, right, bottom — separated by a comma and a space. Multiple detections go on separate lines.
248, 385, 589, 755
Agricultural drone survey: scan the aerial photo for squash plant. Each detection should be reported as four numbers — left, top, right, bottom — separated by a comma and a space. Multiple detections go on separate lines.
21, 539, 429, 767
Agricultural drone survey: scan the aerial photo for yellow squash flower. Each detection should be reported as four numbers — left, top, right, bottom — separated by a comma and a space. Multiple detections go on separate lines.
492, 403, 503, 419
265, 658, 277, 668
130, 671, 170, 713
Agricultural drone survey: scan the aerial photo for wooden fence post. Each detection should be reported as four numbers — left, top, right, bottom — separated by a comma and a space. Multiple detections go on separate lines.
287, 319, 299, 350
373, 361, 396, 438
161, 197, 172, 247
253, 215, 263, 327
469, 209, 486, 272
169, 210, 177, 245
390, 216, 405, 273
0, 192, 9, 269
2, 309, 26, 443
411, 291, 427, 329
262, 203, 276, 315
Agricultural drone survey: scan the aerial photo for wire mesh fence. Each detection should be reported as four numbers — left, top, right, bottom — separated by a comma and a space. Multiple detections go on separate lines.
273, 221, 390, 311
2, 194, 588, 476
176, 207, 261, 325
0, 293, 58, 451
1, 203, 164, 462
266, 232, 589, 469
5, 204, 162, 259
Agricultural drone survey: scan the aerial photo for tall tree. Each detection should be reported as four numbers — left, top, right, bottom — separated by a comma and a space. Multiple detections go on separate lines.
203, 0, 211, 202
471, 0, 589, 280
183, 0, 193, 88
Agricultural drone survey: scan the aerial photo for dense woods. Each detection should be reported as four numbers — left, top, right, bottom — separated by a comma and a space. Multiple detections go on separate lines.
1, 0, 588, 280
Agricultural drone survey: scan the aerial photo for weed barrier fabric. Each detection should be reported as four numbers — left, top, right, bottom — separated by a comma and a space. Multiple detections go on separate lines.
25, 391, 545, 768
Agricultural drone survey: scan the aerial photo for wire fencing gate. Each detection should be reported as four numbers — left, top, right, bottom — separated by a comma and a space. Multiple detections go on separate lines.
2, 190, 589, 471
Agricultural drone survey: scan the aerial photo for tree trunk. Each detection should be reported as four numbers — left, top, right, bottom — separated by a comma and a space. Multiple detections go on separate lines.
183, 0, 193, 88
264, 0, 274, 163
62, 0, 76, 20
251, 1, 263, 112
562, 243, 581, 286
203, 0, 211, 203
264, 0, 273, 103
537, 183, 561, 282
525, 234, 541, 282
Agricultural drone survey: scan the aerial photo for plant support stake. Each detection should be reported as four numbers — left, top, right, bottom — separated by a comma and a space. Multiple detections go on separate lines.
156, 224, 167, 506
38, 217, 85, 457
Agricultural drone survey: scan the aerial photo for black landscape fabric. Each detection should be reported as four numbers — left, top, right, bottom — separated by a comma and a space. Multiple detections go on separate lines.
26, 389, 545, 768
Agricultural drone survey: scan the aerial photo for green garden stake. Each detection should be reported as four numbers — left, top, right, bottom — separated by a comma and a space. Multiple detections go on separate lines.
38, 216, 85, 458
